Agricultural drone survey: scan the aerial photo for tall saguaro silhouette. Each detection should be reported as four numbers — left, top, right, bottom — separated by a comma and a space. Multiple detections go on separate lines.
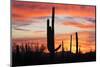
47, 7, 61, 57
70, 34, 72, 53
76, 32, 79, 54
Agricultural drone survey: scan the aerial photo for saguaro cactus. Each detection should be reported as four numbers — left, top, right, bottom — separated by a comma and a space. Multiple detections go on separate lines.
70, 34, 72, 53
61, 41, 65, 57
76, 32, 79, 54
47, 7, 61, 55
62, 41, 64, 52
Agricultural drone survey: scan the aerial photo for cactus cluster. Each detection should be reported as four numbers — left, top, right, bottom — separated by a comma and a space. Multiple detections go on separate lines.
47, 7, 79, 55
69, 32, 79, 54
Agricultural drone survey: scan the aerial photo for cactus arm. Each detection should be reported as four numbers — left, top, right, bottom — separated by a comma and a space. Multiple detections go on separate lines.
54, 45, 61, 51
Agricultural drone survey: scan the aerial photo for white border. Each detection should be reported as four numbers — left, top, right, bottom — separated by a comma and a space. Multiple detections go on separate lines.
19, 0, 96, 5
0, 0, 10, 67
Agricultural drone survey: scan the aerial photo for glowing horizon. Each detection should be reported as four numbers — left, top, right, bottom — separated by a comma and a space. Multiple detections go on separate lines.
12, 1, 96, 53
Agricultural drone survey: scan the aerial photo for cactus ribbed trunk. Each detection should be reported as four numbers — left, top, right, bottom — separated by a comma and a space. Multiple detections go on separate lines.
51, 7, 55, 54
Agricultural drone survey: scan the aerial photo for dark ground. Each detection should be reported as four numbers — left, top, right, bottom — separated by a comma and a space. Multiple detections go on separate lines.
12, 45, 96, 67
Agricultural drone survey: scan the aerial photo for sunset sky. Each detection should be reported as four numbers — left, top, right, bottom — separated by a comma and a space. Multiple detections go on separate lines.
12, 1, 96, 53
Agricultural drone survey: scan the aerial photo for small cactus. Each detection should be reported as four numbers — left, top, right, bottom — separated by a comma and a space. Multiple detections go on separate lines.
70, 34, 72, 53
61, 41, 65, 57
76, 32, 79, 54
62, 41, 64, 52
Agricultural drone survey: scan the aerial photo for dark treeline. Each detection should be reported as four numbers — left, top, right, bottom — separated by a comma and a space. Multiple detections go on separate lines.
12, 42, 96, 66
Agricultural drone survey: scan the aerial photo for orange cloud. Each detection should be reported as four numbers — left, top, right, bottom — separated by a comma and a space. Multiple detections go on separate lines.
63, 21, 95, 30
12, 1, 96, 23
